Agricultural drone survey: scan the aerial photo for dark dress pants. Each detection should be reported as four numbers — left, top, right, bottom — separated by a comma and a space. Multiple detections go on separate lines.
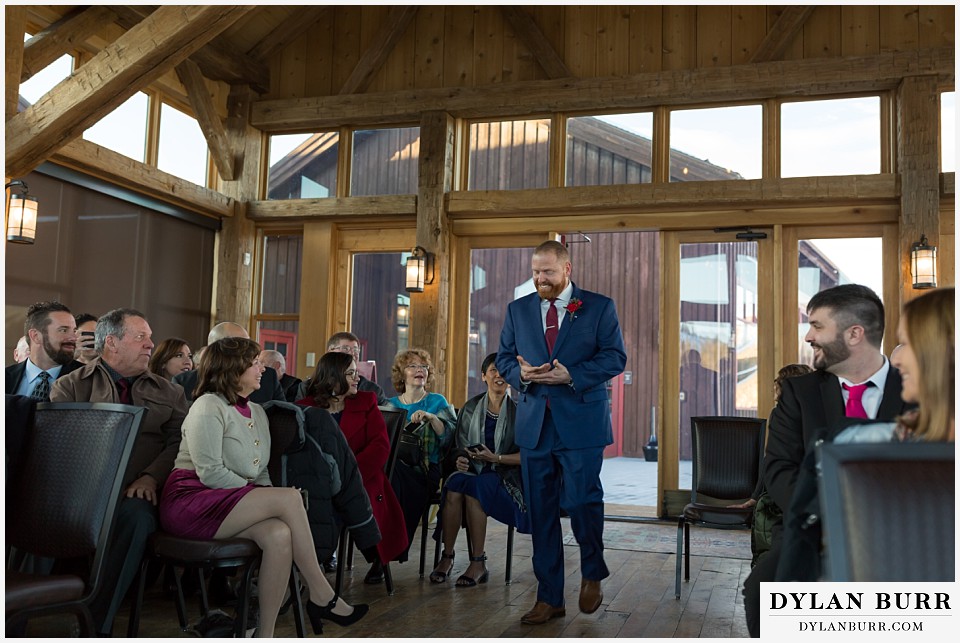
742, 526, 782, 638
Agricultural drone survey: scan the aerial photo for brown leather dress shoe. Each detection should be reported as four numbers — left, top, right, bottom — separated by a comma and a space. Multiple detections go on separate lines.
579, 579, 603, 614
520, 601, 566, 625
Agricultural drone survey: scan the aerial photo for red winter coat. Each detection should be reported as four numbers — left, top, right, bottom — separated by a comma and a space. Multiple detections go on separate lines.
299, 391, 408, 563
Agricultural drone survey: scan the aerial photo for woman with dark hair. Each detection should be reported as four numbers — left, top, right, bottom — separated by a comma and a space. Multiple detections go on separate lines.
429, 353, 531, 586
298, 351, 408, 585
158, 337, 368, 637
148, 337, 194, 380
387, 348, 456, 562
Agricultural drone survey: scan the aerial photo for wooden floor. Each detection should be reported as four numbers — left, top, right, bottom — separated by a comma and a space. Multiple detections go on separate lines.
26, 518, 751, 638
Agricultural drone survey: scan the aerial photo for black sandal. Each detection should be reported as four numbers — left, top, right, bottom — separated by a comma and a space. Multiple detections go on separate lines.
429, 551, 455, 583
456, 553, 489, 587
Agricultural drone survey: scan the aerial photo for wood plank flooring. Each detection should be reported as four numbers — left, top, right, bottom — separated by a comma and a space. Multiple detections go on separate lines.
24, 519, 751, 638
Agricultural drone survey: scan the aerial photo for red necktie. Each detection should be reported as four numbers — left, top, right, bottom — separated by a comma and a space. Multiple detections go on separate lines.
116, 379, 133, 405
842, 382, 871, 419
545, 298, 559, 354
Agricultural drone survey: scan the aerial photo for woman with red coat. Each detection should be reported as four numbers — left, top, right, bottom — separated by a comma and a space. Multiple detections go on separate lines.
298, 351, 409, 584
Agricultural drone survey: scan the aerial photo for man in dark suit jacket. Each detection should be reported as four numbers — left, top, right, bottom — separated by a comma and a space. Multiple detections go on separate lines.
6, 301, 83, 398
258, 349, 303, 402
172, 321, 285, 403
743, 284, 911, 637
497, 240, 626, 625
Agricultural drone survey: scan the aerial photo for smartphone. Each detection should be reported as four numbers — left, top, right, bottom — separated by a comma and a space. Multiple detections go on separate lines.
80, 330, 95, 349
466, 443, 484, 451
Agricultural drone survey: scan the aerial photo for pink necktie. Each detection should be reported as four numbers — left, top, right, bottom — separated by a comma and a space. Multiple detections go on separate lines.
842, 382, 871, 419
545, 299, 559, 354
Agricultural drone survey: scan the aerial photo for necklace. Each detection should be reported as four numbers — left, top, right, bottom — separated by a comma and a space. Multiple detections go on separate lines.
402, 388, 427, 406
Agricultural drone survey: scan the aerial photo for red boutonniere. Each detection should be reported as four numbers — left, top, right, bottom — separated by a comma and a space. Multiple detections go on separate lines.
565, 298, 583, 320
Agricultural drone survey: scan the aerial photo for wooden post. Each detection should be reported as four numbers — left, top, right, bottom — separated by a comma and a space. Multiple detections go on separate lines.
5, 6, 25, 123
215, 85, 262, 332
412, 111, 455, 394
897, 75, 940, 303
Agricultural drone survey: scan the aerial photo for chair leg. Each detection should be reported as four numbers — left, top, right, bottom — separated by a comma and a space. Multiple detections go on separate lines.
235, 561, 259, 637
384, 562, 395, 596
171, 566, 190, 628
505, 525, 515, 585
419, 507, 429, 578
289, 567, 306, 638
346, 532, 355, 570
334, 525, 348, 596
76, 604, 96, 636
197, 568, 210, 616
675, 518, 684, 600
684, 522, 691, 581
127, 557, 151, 636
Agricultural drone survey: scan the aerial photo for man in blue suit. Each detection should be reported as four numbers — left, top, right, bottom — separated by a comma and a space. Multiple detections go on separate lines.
497, 240, 626, 625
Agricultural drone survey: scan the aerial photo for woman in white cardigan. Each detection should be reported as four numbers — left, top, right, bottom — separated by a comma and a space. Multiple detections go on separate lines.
158, 337, 367, 637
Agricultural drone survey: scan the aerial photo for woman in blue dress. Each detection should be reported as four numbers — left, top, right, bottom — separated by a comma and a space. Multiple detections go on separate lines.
429, 353, 531, 586
387, 348, 456, 561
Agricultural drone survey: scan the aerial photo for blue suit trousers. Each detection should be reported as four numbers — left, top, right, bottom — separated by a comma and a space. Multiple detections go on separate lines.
521, 410, 608, 608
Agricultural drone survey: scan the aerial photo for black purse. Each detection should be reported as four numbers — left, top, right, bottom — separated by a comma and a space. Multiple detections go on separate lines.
397, 421, 427, 469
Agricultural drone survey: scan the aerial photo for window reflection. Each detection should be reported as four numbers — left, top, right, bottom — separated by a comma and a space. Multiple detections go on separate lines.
781, 97, 880, 177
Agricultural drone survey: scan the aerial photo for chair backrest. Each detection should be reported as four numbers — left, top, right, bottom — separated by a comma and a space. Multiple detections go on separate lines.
690, 416, 766, 502
379, 405, 408, 480
816, 441, 955, 582
262, 400, 307, 487
6, 402, 143, 592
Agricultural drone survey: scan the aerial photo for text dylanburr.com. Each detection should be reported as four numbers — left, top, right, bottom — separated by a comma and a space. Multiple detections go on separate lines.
761, 583, 955, 639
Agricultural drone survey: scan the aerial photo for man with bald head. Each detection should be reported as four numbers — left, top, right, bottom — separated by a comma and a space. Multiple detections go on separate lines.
259, 349, 302, 402
172, 321, 285, 403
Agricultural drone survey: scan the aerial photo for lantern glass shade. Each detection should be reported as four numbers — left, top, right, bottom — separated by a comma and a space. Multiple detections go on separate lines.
911, 237, 937, 289
397, 302, 410, 327
7, 194, 38, 244
405, 254, 425, 292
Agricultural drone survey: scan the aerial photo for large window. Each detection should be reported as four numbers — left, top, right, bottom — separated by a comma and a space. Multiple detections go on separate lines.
83, 92, 149, 162
565, 113, 655, 187
467, 118, 550, 190
942, 91, 955, 173
255, 233, 303, 376
781, 96, 881, 178
18, 34, 72, 107
350, 127, 420, 196
670, 105, 761, 181
157, 103, 209, 186
266, 133, 339, 200
351, 252, 408, 398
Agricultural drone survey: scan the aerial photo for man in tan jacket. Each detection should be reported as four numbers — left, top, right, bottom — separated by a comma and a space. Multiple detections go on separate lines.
52, 307, 188, 636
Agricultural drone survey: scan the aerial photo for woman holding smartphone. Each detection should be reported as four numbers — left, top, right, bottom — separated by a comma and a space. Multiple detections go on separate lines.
74, 313, 99, 364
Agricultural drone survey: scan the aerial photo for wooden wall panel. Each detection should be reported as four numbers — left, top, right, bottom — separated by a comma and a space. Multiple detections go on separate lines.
531, 5, 564, 79
629, 5, 662, 74
474, 5, 503, 86
414, 5, 444, 89
804, 4, 842, 59
332, 5, 361, 94
304, 17, 333, 97
842, 5, 880, 56
770, 5, 804, 61
918, 5, 955, 48
277, 31, 307, 99
879, 5, 920, 52
565, 5, 597, 78
444, 5, 475, 87
597, 5, 630, 77
698, 5, 732, 68
732, 5, 767, 65
662, 5, 697, 71
360, 5, 385, 93
382, 8, 416, 92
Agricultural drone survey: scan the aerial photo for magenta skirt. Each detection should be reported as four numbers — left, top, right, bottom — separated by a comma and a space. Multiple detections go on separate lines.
159, 468, 259, 540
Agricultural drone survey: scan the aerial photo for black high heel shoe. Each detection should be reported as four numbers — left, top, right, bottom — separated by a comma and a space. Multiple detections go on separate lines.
305, 596, 369, 632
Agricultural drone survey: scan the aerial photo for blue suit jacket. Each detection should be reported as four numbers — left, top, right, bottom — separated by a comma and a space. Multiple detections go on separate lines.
496, 284, 626, 450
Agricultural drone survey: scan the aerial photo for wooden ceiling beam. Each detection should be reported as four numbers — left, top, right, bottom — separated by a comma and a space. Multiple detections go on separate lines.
5, 5, 26, 123
252, 47, 954, 132
21, 6, 115, 82
176, 59, 236, 181
6, 5, 254, 178
339, 6, 419, 95
111, 5, 269, 92
750, 6, 815, 63
52, 137, 236, 218
246, 6, 330, 62
500, 6, 572, 79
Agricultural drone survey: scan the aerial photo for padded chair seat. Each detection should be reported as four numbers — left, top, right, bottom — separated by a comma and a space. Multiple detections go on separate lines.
5, 571, 85, 613
150, 533, 261, 563
682, 502, 754, 527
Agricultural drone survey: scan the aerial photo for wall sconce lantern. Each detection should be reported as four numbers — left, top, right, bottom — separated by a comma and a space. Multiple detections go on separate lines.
396, 294, 410, 327
5, 180, 38, 244
910, 234, 937, 290
405, 246, 435, 293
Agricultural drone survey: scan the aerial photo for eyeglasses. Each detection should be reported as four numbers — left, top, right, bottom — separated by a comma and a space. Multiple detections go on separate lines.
405, 364, 429, 372
331, 344, 361, 357
344, 369, 359, 379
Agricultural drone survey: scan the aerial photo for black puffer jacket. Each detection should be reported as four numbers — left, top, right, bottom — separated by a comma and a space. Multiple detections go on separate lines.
265, 402, 381, 562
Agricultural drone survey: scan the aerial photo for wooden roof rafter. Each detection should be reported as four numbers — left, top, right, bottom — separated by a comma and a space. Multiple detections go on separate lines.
339, 6, 420, 95
176, 59, 237, 181
245, 6, 331, 62
20, 5, 116, 83
500, 6, 573, 79
750, 6, 815, 63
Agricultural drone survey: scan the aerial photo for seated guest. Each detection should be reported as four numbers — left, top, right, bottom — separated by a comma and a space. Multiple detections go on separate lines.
776, 287, 954, 584
297, 332, 388, 405
260, 349, 302, 402
12, 335, 29, 364
387, 348, 456, 562
159, 338, 368, 637
174, 322, 284, 403
51, 307, 188, 636
74, 313, 99, 364
298, 351, 408, 584
6, 301, 82, 399
429, 353, 531, 586
149, 337, 194, 380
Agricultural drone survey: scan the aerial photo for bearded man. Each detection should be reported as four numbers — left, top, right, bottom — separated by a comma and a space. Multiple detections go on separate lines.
496, 240, 626, 625
742, 284, 911, 637
6, 301, 82, 399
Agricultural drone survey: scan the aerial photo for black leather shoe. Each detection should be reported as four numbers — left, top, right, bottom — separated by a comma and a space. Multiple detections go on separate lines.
306, 597, 369, 632
364, 561, 384, 584
322, 553, 338, 574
